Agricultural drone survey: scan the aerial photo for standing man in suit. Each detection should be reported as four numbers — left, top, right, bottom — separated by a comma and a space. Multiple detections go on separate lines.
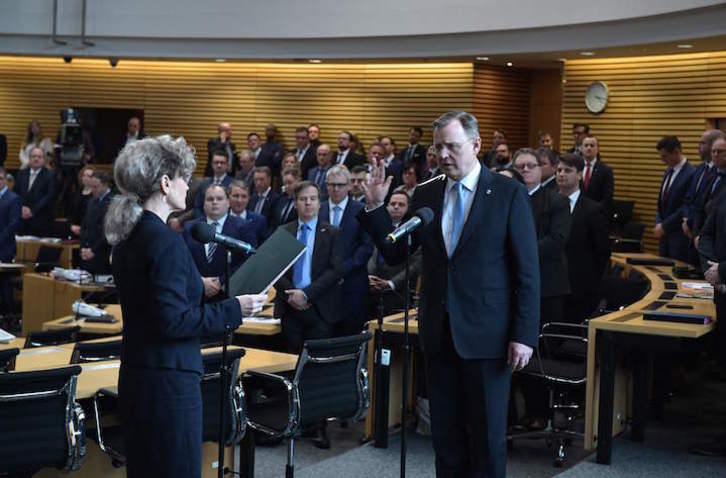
422, 145, 441, 181
248, 166, 279, 224
184, 184, 256, 302
0, 166, 21, 318
694, 136, 726, 250
307, 144, 334, 199
399, 126, 427, 175
270, 168, 300, 231
0, 133, 6, 167
380, 136, 404, 185
580, 135, 614, 212
79, 171, 113, 275
293, 126, 317, 181
360, 111, 539, 477
349, 165, 368, 203
557, 153, 611, 322
119, 116, 146, 154
206, 122, 237, 177
228, 180, 268, 246
654, 136, 695, 262
14, 146, 56, 237
537, 147, 559, 192
333, 131, 364, 169
308, 123, 321, 150
514, 148, 571, 325
320, 165, 373, 336
568, 123, 589, 156
193, 150, 234, 218
258, 124, 285, 181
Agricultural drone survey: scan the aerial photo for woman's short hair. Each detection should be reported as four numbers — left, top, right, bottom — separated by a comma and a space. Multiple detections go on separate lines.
104, 135, 196, 245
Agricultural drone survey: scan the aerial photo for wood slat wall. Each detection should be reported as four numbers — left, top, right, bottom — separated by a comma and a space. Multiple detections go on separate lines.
0, 57, 473, 175
561, 52, 726, 253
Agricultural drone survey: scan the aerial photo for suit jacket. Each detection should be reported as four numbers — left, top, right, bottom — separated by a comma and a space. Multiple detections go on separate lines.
113, 211, 242, 375
333, 150, 365, 170
541, 176, 558, 192
565, 194, 610, 297
269, 194, 298, 231
0, 188, 21, 261
698, 193, 726, 278
247, 189, 280, 223
530, 186, 571, 298
307, 166, 331, 199
320, 199, 374, 326
422, 166, 441, 182
358, 168, 540, 359
0, 134, 7, 166
581, 159, 614, 211
231, 210, 268, 247
295, 146, 318, 182
684, 162, 716, 230
656, 161, 695, 261
274, 220, 344, 325
694, 171, 726, 236
398, 144, 427, 174
182, 215, 256, 301
80, 191, 113, 274
255, 141, 285, 179
205, 138, 238, 177
13, 167, 56, 236
192, 176, 234, 218
368, 246, 422, 314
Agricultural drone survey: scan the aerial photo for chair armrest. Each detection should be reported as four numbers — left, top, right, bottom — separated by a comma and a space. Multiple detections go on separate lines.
244, 370, 300, 439
92, 389, 119, 456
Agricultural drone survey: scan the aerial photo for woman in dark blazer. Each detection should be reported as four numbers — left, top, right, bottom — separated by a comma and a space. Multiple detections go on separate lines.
105, 135, 266, 478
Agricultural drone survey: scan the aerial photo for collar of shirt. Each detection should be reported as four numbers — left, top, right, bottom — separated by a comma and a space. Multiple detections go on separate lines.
706, 161, 714, 170
297, 215, 318, 233
585, 158, 597, 169
258, 186, 271, 198
445, 160, 481, 195
672, 157, 687, 174
541, 175, 555, 187
338, 149, 350, 161
30, 167, 41, 175
298, 145, 309, 157
98, 189, 111, 203
328, 196, 349, 222
214, 173, 227, 183
528, 184, 541, 196
0, 186, 6, 199
207, 213, 228, 232
384, 154, 395, 167
567, 189, 581, 213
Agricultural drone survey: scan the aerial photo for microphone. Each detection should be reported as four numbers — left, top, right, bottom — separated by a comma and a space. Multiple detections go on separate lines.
385, 207, 434, 244
191, 222, 256, 254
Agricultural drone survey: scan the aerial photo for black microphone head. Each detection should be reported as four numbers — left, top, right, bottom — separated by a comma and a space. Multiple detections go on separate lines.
414, 207, 434, 225
190, 222, 215, 244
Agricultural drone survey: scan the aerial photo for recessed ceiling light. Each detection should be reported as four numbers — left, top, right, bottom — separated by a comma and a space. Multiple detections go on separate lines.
215, 58, 226, 62
506, 61, 513, 67
476, 56, 489, 61
677, 44, 693, 49
309, 59, 322, 63
580, 51, 595, 56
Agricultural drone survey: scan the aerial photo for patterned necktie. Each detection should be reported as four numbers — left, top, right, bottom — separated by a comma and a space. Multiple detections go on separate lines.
206, 222, 219, 263
661, 168, 674, 204
332, 205, 342, 227
292, 224, 310, 287
448, 182, 466, 257
28, 169, 38, 190
281, 199, 293, 223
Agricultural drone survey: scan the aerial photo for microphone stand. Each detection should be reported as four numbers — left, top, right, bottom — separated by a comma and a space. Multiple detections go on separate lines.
374, 288, 390, 448
400, 234, 411, 478
218, 249, 233, 478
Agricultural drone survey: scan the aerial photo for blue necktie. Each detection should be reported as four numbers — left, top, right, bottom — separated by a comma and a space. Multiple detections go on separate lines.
332, 206, 342, 227
293, 224, 310, 287
449, 182, 466, 256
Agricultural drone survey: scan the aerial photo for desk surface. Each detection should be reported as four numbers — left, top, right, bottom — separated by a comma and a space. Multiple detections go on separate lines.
368, 309, 419, 335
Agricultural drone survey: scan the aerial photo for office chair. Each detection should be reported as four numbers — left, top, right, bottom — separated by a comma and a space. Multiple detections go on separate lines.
246, 332, 371, 478
0, 365, 86, 475
34, 245, 63, 273
24, 326, 81, 348
91, 348, 248, 468
0, 347, 19, 372
69, 338, 123, 364
508, 322, 588, 467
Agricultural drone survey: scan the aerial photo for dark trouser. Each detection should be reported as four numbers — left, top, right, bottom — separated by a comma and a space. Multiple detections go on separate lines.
424, 319, 511, 478
715, 293, 726, 366
119, 368, 203, 478
282, 307, 333, 354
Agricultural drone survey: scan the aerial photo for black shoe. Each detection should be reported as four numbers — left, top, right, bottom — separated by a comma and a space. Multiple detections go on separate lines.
690, 440, 726, 457
312, 427, 330, 449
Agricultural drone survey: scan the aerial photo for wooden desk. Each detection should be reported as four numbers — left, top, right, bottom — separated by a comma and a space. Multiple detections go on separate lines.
16, 239, 77, 269
586, 252, 716, 464
21, 273, 106, 336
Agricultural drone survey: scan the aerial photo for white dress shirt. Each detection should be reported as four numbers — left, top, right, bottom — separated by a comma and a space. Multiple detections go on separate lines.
567, 189, 581, 214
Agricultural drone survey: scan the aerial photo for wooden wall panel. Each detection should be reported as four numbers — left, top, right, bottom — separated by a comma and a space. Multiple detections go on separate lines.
562, 52, 726, 253
0, 57, 473, 174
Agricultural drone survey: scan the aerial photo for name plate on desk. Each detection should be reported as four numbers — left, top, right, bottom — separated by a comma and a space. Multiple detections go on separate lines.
642, 311, 712, 325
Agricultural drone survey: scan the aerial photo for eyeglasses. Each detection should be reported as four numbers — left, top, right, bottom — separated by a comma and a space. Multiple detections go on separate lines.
514, 163, 539, 171
326, 182, 349, 189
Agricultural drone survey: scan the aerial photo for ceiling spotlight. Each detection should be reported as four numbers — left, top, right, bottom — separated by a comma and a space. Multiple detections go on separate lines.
62, 56, 72, 64
308, 59, 322, 63
476, 56, 489, 61
580, 51, 595, 56
677, 44, 693, 49
109, 57, 119, 68
506, 61, 513, 67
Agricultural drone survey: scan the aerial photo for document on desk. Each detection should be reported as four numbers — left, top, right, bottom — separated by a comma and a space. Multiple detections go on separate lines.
243, 317, 281, 325
677, 282, 714, 300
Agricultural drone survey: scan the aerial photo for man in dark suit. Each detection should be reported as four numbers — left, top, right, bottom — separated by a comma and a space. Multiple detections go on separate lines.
80, 171, 113, 275
247, 166, 279, 224
319, 165, 373, 336
380, 136, 404, 186
580, 135, 614, 212
258, 124, 285, 181
120, 116, 146, 151
514, 148, 571, 325
349, 165, 368, 203
0, 133, 6, 167
360, 111, 539, 477
557, 153, 611, 322
0, 166, 21, 317
293, 126, 317, 181
567, 123, 589, 156
422, 145, 441, 181
398, 126, 427, 175
694, 136, 726, 248
654, 136, 695, 262
537, 147, 559, 192
308, 123, 321, 150
307, 144, 334, 199
193, 150, 234, 218
269, 168, 300, 231
333, 130, 364, 169
205, 122, 237, 177
228, 180, 268, 246
235, 149, 256, 190
14, 146, 56, 237
184, 183, 256, 302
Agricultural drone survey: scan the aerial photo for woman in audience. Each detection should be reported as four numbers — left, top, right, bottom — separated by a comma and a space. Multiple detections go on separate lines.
18, 120, 53, 168
69, 165, 95, 237
104, 135, 266, 478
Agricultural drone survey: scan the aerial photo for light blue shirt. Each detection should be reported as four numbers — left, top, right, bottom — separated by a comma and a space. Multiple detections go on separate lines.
442, 161, 481, 256
295, 215, 318, 289
328, 195, 348, 227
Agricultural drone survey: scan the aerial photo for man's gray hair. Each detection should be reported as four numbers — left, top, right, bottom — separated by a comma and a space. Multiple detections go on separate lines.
326, 164, 350, 182
432, 111, 480, 139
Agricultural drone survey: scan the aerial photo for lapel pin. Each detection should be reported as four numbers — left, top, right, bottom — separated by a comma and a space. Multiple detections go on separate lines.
486, 189, 492, 195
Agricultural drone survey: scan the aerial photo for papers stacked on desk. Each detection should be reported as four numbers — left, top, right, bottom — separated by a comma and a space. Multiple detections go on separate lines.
0, 327, 15, 344
677, 282, 714, 300
243, 317, 281, 325
52, 267, 92, 283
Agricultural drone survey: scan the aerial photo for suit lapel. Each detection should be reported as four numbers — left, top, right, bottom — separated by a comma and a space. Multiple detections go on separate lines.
311, 222, 328, 279
451, 168, 493, 258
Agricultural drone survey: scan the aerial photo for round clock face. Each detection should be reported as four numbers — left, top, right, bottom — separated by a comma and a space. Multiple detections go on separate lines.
585, 81, 608, 114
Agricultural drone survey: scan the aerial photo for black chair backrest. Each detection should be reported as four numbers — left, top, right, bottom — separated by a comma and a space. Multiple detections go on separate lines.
25, 326, 81, 348
36, 245, 63, 264
295, 332, 371, 428
0, 347, 20, 372
0, 365, 85, 474
610, 200, 634, 228
70, 339, 123, 364
201, 348, 246, 444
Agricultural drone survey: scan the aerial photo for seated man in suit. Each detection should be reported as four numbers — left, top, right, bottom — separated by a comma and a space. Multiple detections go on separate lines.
307, 144, 334, 199
194, 149, 234, 217
320, 165, 373, 336
580, 135, 614, 212
228, 180, 267, 246
333, 131, 365, 169
248, 166, 279, 224
0, 166, 21, 317
654, 136, 694, 262
367, 189, 422, 317
14, 146, 56, 237
269, 167, 300, 231
556, 153, 611, 322
79, 171, 113, 275
184, 184, 256, 302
